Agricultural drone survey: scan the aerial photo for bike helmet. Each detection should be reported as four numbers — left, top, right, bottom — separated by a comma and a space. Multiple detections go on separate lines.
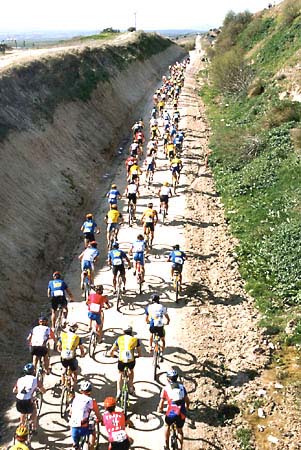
89, 241, 98, 247
23, 363, 35, 375
95, 285, 103, 293
53, 271, 61, 278
15, 425, 29, 439
173, 244, 180, 250
112, 242, 119, 249
111, 184, 117, 188
166, 369, 178, 381
123, 324, 133, 334
163, 181, 169, 186
104, 396, 116, 408
151, 294, 160, 303
39, 315, 48, 324
86, 213, 93, 219
147, 203, 153, 208
68, 321, 78, 332
79, 380, 92, 392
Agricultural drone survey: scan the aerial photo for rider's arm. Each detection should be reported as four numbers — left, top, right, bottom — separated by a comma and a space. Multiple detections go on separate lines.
109, 342, 118, 357
136, 340, 142, 358
66, 287, 74, 301
79, 343, 85, 358
157, 393, 165, 413
96, 226, 100, 235
184, 394, 190, 410
78, 251, 84, 261
165, 312, 171, 326
125, 255, 132, 268
92, 399, 102, 421
37, 380, 46, 394
47, 287, 51, 298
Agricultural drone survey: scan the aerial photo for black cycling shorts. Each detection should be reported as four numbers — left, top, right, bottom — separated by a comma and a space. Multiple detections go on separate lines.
118, 360, 135, 372
144, 223, 154, 232
172, 263, 183, 273
31, 346, 48, 357
165, 415, 185, 428
112, 265, 126, 276
51, 296, 67, 311
83, 232, 95, 242
16, 399, 33, 415
110, 439, 131, 450
149, 325, 165, 337
160, 195, 169, 204
127, 193, 137, 204
61, 357, 78, 372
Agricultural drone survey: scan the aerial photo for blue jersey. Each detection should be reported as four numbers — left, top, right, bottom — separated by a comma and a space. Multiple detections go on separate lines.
48, 279, 68, 297
169, 250, 186, 265
108, 249, 127, 266
107, 189, 120, 204
82, 220, 97, 234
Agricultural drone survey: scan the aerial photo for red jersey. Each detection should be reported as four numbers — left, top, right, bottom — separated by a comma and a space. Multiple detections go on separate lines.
102, 410, 128, 443
87, 293, 108, 314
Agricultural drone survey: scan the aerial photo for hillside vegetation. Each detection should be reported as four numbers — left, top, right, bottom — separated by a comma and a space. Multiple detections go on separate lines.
201, 0, 301, 344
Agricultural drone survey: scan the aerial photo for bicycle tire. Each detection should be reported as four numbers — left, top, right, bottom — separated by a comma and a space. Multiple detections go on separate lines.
128, 205, 133, 227
153, 347, 159, 381
84, 281, 90, 302
116, 275, 122, 310
60, 387, 70, 420
137, 273, 142, 295
175, 280, 179, 303
88, 332, 97, 358
54, 308, 63, 341
36, 359, 44, 385
122, 390, 129, 418
35, 391, 43, 417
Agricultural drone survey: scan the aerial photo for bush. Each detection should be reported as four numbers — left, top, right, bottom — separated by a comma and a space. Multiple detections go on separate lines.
215, 10, 253, 53
211, 49, 254, 95
280, 0, 301, 26
264, 101, 301, 128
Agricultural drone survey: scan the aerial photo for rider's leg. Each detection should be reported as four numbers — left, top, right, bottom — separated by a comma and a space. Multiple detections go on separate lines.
177, 427, 184, 449
51, 308, 56, 329
113, 273, 117, 291
32, 354, 38, 370
44, 353, 50, 374
164, 424, 171, 449
117, 370, 123, 397
31, 403, 38, 431
128, 368, 135, 391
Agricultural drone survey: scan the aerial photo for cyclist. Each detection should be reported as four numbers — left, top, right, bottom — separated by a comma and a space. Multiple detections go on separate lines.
129, 141, 139, 159
158, 182, 172, 215
166, 141, 175, 160
79, 241, 100, 287
86, 285, 110, 341
108, 242, 131, 294
173, 133, 182, 153
147, 139, 158, 156
131, 121, 140, 136
170, 155, 183, 185
167, 245, 186, 284
157, 369, 190, 450
109, 324, 141, 397
105, 204, 123, 248
81, 213, 100, 248
173, 110, 180, 127
128, 161, 142, 185
125, 155, 137, 176
13, 363, 46, 433
144, 152, 156, 184
163, 130, 171, 154
27, 315, 54, 375
124, 180, 138, 220
10, 425, 30, 450
69, 380, 101, 450
145, 294, 170, 353
129, 234, 147, 282
107, 184, 121, 209
57, 322, 85, 387
102, 397, 133, 450
141, 203, 158, 249
47, 271, 74, 329
150, 124, 160, 141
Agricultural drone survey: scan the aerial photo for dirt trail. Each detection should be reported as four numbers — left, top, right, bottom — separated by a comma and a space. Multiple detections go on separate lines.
5, 39, 268, 450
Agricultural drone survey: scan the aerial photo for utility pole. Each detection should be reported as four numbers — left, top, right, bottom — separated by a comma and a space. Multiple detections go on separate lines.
134, 12, 137, 30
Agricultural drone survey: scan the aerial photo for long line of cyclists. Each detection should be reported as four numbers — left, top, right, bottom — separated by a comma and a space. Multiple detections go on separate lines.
11, 56, 191, 450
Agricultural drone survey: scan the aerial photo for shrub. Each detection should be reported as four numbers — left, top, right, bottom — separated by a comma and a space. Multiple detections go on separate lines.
211, 49, 254, 95
280, 0, 301, 26
264, 101, 301, 128
215, 10, 253, 53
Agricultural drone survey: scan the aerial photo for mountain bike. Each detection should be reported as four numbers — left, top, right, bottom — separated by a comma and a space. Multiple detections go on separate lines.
88, 329, 98, 359
54, 305, 64, 342
36, 355, 45, 385
170, 422, 180, 450
83, 268, 92, 302
152, 332, 163, 381
136, 260, 143, 295
78, 411, 100, 450
161, 202, 168, 224
127, 200, 135, 227
108, 226, 119, 250
146, 168, 154, 187
60, 367, 74, 420
15, 391, 43, 445
116, 272, 123, 311
173, 269, 181, 303
119, 366, 130, 419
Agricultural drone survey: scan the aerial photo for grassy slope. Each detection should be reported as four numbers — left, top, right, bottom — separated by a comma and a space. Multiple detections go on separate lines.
201, 6, 301, 343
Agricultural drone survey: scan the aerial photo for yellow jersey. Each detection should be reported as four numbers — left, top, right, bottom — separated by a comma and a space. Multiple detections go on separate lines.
116, 334, 140, 363
60, 331, 80, 359
129, 164, 141, 176
107, 209, 121, 224
10, 443, 30, 450
170, 157, 182, 168
143, 208, 156, 223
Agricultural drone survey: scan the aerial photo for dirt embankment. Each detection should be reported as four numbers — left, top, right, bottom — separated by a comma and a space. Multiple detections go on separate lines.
0, 32, 186, 408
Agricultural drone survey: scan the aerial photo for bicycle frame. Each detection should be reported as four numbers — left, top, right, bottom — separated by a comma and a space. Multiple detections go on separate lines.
153, 333, 162, 381
170, 422, 179, 450
120, 367, 130, 418
173, 270, 181, 303
136, 261, 143, 294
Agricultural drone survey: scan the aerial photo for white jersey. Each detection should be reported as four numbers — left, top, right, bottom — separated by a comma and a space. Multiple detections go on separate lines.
145, 156, 155, 166
69, 393, 93, 427
160, 186, 172, 196
82, 247, 99, 262
127, 183, 138, 194
132, 240, 146, 253
150, 118, 158, 127
130, 142, 139, 152
147, 303, 167, 327
16, 375, 37, 401
30, 325, 51, 347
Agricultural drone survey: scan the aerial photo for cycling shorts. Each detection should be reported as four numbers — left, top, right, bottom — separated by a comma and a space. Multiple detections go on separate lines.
127, 194, 137, 204
108, 199, 118, 205
83, 232, 95, 242
147, 164, 154, 172
149, 325, 165, 337
112, 265, 126, 276
171, 166, 180, 174
107, 223, 120, 233
133, 252, 144, 266
88, 312, 101, 325
110, 439, 131, 450
160, 195, 169, 204
118, 360, 135, 372
16, 399, 33, 415
51, 296, 67, 311
165, 415, 185, 428
61, 357, 78, 372
82, 260, 93, 271
71, 426, 91, 444
144, 222, 154, 232
31, 346, 48, 357
130, 174, 138, 181
172, 263, 183, 273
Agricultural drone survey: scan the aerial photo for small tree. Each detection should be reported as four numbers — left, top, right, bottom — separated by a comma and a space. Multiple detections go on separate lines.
280, 0, 301, 25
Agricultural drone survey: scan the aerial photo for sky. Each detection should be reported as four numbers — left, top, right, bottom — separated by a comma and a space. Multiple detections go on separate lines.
0, 0, 283, 33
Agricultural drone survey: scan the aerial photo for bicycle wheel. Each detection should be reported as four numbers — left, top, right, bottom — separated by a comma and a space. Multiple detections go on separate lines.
88, 331, 97, 358
170, 425, 179, 450
35, 391, 43, 417
84, 280, 90, 302
137, 273, 142, 295
60, 387, 70, 420
54, 308, 63, 341
128, 204, 133, 227
121, 389, 129, 418
153, 346, 159, 381
116, 274, 122, 310
175, 279, 180, 303
36, 359, 44, 385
